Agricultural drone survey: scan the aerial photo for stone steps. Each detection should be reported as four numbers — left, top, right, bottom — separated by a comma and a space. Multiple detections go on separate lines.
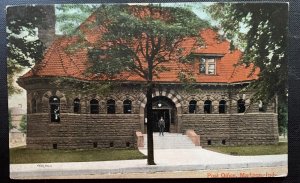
143, 133, 197, 149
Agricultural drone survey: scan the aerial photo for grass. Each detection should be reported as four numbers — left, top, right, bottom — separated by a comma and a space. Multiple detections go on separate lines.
10, 147, 147, 164
205, 142, 288, 156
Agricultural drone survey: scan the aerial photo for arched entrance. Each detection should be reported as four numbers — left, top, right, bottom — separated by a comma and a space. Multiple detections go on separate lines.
144, 96, 177, 133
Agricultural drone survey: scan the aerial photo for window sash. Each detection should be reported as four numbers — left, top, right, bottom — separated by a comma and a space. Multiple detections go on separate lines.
199, 64, 206, 73
189, 104, 197, 113
107, 104, 116, 114
199, 58, 216, 75
50, 104, 60, 122
208, 64, 215, 74
90, 100, 99, 114
73, 99, 80, 113
123, 104, 132, 114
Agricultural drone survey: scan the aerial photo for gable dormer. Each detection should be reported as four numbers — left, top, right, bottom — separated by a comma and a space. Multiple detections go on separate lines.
195, 54, 224, 75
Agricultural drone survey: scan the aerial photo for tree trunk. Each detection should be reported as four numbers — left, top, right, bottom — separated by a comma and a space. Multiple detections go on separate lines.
146, 81, 155, 165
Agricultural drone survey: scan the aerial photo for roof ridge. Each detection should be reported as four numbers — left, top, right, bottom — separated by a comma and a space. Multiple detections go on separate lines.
64, 41, 84, 76
56, 40, 70, 76
30, 39, 61, 76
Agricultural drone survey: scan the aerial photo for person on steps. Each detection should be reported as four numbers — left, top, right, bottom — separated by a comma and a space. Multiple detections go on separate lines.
158, 117, 165, 136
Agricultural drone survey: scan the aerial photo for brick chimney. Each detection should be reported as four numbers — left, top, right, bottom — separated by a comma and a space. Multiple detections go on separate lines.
37, 5, 56, 48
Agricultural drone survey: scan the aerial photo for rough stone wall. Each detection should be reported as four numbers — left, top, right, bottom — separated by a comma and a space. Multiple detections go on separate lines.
181, 114, 231, 146
182, 113, 278, 147
23, 78, 279, 149
228, 114, 279, 146
27, 113, 140, 149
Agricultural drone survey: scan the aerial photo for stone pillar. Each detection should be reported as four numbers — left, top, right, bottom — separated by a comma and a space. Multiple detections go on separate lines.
116, 100, 123, 114
99, 100, 106, 114
177, 114, 183, 133
212, 101, 218, 114
198, 101, 204, 114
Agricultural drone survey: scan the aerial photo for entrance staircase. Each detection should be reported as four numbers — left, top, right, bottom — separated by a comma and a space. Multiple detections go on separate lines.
142, 133, 198, 149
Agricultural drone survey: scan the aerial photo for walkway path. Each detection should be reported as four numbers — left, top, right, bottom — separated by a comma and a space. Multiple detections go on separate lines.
10, 146, 287, 179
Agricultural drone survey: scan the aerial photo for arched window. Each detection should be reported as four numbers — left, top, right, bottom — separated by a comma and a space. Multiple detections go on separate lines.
258, 100, 267, 112
189, 100, 197, 113
107, 99, 115, 114
49, 96, 60, 122
204, 100, 212, 114
219, 100, 226, 114
73, 98, 80, 113
237, 99, 245, 113
32, 99, 37, 113
90, 99, 99, 114
123, 100, 132, 114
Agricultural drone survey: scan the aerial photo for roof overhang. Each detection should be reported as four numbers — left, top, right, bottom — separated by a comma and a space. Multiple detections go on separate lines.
192, 53, 225, 57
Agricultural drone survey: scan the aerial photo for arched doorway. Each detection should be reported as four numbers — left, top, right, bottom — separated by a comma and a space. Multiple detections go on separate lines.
144, 96, 177, 132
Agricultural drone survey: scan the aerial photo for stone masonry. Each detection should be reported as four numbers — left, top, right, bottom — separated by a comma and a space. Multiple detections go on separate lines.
20, 77, 279, 149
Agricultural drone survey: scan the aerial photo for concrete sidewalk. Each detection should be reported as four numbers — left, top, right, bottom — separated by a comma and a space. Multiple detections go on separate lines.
10, 147, 287, 179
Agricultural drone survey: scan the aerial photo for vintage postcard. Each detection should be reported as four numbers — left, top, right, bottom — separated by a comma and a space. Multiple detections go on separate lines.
7, 2, 288, 179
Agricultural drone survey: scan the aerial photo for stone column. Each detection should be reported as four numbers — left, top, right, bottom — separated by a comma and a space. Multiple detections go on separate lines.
116, 100, 123, 114
212, 101, 218, 114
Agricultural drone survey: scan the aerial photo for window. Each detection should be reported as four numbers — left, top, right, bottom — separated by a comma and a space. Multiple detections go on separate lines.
204, 100, 212, 114
207, 140, 211, 145
222, 139, 226, 145
237, 99, 245, 113
208, 63, 215, 74
189, 100, 197, 113
199, 58, 216, 75
73, 98, 80, 113
90, 99, 99, 114
93, 142, 98, 148
32, 99, 37, 113
199, 58, 206, 73
123, 100, 132, 114
219, 100, 226, 113
107, 99, 116, 114
49, 96, 60, 122
258, 100, 267, 112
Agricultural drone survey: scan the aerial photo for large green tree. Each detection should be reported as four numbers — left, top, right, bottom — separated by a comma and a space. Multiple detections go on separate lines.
6, 6, 48, 96
207, 3, 288, 134
19, 115, 27, 134
79, 5, 209, 164
8, 109, 14, 131
56, 4, 100, 35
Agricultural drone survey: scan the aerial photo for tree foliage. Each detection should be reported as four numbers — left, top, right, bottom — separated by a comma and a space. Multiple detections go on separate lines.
87, 5, 209, 81
278, 103, 288, 136
207, 3, 288, 133
56, 4, 100, 35
19, 115, 27, 134
6, 6, 48, 96
8, 109, 15, 131
52, 77, 118, 96
207, 3, 287, 102
72, 4, 210, 165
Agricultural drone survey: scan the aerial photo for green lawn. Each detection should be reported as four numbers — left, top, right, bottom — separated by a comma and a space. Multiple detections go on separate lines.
10, 147, 147, 164
205, 142, 288, 156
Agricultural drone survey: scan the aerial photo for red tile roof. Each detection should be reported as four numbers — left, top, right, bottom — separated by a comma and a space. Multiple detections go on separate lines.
22, 15, 259, 84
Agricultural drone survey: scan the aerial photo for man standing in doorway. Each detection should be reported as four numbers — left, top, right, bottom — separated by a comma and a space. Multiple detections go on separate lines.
158, 117, 165, 136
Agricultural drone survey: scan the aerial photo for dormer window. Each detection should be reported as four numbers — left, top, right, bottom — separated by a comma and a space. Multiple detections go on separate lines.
199, 57, 216, 75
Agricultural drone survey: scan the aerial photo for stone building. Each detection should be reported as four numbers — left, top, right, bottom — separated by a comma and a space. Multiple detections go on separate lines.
17, 6, 279, 149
